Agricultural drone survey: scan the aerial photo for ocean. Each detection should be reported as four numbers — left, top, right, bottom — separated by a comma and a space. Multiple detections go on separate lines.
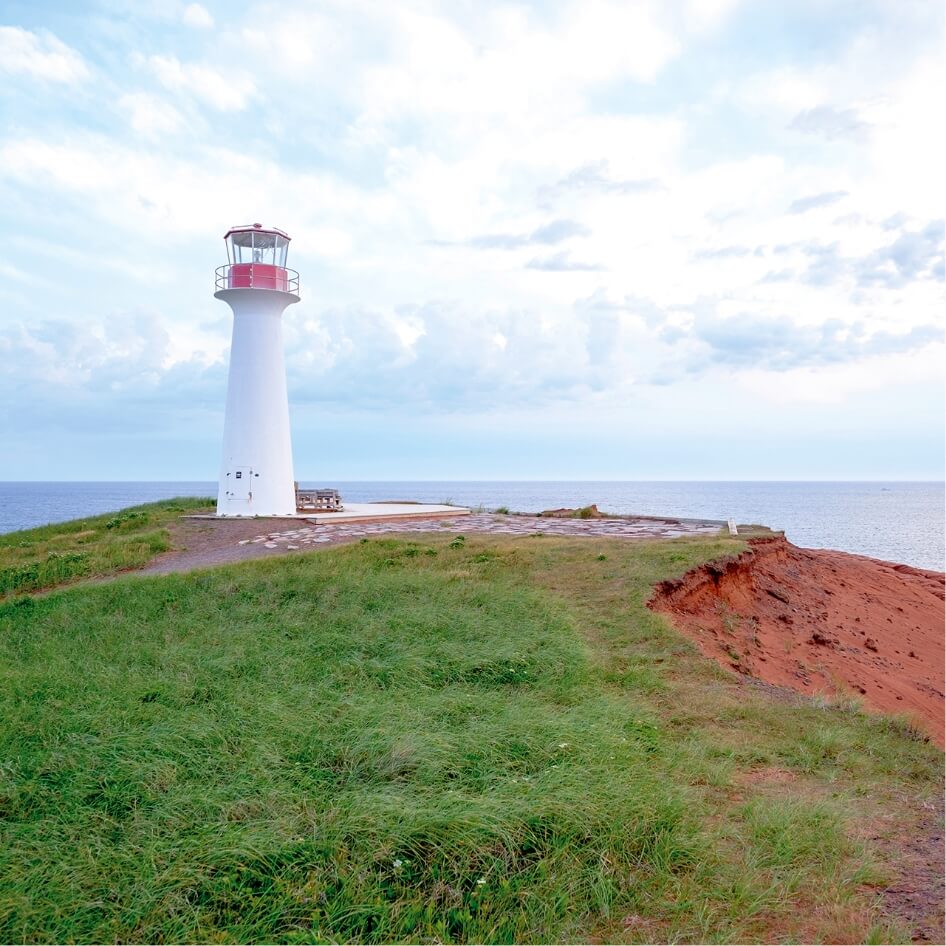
0, 481, 942, 571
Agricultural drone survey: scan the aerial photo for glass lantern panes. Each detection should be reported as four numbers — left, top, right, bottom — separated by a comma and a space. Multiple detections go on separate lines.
227, 230, 289, 266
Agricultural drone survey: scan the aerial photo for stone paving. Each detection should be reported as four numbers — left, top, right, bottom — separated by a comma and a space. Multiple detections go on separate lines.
239, 512, 724, 551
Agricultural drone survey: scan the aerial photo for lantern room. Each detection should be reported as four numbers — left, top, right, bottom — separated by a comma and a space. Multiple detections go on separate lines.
226, 224, 289, 266
216, 223, 299, 294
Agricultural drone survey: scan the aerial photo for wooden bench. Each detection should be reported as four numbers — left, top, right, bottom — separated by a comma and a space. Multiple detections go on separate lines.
295, 486, 343, 512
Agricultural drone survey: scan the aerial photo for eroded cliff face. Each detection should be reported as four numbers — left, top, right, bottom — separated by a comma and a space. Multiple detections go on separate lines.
649, 536, 945, 746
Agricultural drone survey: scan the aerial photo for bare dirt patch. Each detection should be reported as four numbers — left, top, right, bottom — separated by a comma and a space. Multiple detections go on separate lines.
867, 792, 945, 944
735, 765, 798, 786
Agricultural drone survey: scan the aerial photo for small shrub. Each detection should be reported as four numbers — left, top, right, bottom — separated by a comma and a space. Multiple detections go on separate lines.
105, 511, 150, 530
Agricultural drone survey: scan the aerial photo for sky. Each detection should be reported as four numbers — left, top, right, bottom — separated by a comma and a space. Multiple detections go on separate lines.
0, 0, 943, 481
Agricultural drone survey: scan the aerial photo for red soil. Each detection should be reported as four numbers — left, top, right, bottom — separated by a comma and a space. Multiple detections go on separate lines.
649, 536, 945, 746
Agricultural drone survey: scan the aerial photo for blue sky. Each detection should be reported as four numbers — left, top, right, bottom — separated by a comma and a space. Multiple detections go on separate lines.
1, 0, 943, 480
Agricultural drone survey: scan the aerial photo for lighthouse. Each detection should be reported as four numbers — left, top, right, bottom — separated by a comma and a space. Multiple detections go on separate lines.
215, 223, 299, 516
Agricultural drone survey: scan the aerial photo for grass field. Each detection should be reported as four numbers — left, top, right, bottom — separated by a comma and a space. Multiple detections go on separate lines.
0, 498, 212, 597
0, 521, 941, 943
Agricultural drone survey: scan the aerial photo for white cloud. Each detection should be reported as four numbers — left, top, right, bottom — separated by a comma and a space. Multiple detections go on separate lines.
235, 11, 336, 76
350, 0, 681, 147
560, 1, 681, 84
119, 93, 186, 136
3, 283, 939, 422
182, 3, 214, 29
866, 57, 946, 213
733, 345, 945, 406
0, 26, 89, 83
684, 0, 743, 32
147, 54, 255, 111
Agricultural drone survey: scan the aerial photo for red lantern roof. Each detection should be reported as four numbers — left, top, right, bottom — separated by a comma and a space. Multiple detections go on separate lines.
222, 223, 291, 241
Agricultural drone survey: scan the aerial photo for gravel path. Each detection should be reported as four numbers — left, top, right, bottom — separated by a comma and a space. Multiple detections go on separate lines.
141, 513, 723, 575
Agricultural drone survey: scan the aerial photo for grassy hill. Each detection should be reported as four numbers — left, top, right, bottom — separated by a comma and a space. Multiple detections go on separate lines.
0, 516, 940, 943
0, 498, 212, 597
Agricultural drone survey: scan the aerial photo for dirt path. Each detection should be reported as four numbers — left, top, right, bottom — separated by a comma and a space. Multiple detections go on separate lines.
141, 512, 724, 575
140, 517, 306, 574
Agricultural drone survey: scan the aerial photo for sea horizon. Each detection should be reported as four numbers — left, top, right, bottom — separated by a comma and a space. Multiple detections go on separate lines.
4, 478, 942, 483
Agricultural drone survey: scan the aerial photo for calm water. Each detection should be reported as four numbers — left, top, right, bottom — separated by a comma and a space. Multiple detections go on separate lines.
0, 481, 942, 571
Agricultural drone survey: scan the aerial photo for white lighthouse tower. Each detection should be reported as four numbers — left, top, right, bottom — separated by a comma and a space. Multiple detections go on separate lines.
215, 223, 299, 516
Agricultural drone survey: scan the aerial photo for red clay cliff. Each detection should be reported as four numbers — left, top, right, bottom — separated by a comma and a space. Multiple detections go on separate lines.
649, 536, 945, 746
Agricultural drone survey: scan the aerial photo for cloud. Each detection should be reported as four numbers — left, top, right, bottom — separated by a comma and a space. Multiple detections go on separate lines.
0, 311, 225, 435
684, 0, 743, 32
693, 245, 751, 260
0, 26, 89, 83
525, 251, 603, 272
447, 219, 590, 250
182, 3, 214, 29
799, 241, 844, 287
2, 280, 942, 446
769, 222, 944, 289
789, 105, 867, 140
119, 93, 186, 136
0, 294, 635, 422
147, 54, 255, 111
759, 268, 794, 284
788, 191, 848, 214
346, 2, 683, 158
680, 308, 943, 371
281, 299, 623, 409
854, 220, 945, 288
881, 212, 908, 231
539, 160, 662, 203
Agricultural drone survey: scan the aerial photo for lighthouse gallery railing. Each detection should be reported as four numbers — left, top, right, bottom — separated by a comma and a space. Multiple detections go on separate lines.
215, 264, 300, 294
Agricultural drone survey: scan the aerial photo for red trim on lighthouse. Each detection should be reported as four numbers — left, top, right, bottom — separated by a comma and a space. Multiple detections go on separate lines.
227, 263, 292, 290
223, 224, 292, 241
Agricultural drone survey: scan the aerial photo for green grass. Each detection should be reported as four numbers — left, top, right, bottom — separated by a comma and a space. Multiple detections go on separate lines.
0, 497, 212, 596
0, 526, 940, 943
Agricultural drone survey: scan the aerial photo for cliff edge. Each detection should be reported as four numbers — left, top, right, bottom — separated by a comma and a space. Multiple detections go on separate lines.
649, 536, 945, 746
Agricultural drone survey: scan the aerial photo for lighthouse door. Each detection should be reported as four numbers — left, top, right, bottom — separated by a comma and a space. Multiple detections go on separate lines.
227, 467, 254, 505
